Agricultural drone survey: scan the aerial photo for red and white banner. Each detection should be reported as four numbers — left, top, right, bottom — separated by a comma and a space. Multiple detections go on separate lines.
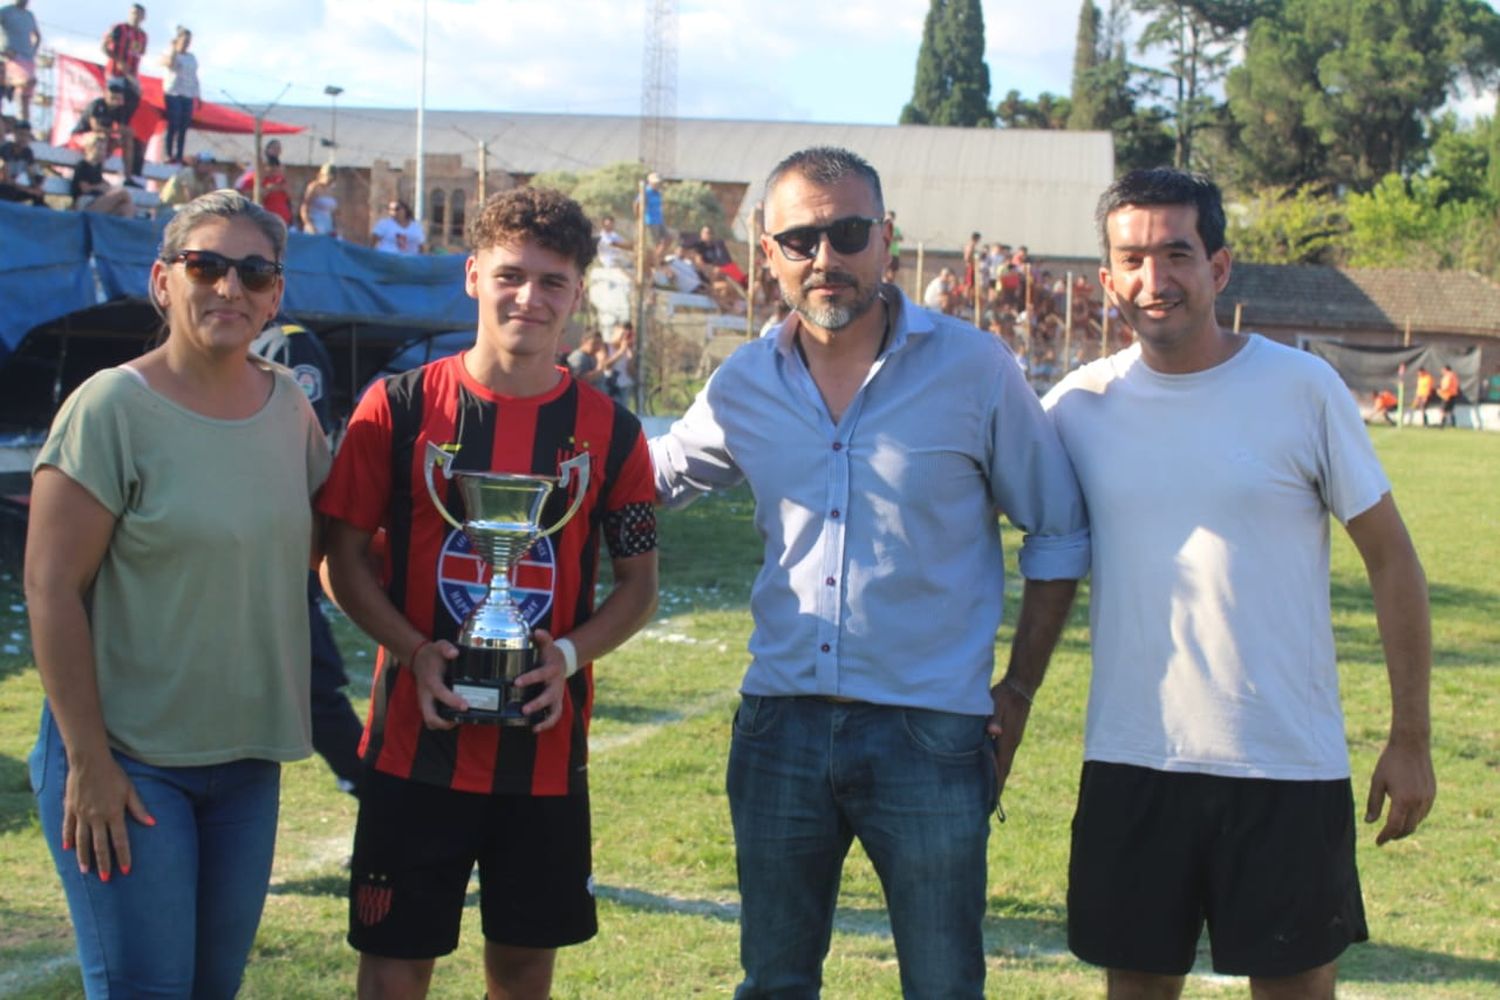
48, 54, 305, 149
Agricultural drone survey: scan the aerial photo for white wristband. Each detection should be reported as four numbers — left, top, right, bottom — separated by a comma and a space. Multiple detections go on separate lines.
555, 637, 580, 678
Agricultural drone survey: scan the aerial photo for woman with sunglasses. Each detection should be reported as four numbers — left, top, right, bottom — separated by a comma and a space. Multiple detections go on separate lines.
24, 189, 331, 998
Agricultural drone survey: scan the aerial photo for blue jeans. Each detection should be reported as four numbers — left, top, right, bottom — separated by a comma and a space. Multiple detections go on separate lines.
727, 696, 996, 999
29, 703, 282, 999
163, 94, 194, 161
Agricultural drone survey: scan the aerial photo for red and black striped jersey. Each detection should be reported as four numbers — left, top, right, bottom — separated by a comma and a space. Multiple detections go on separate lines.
317, 354, 657, 796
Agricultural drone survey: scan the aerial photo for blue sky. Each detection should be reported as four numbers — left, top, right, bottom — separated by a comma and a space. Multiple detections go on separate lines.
36, 0, 1498, 124
39, 1, 1085, 122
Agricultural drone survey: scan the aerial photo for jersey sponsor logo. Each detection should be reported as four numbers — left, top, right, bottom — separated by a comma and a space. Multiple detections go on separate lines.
437, 527, 556, 626
291, 363, 324, 402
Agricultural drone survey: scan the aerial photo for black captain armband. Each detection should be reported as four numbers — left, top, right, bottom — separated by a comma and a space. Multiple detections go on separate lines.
605, 501, 658, 558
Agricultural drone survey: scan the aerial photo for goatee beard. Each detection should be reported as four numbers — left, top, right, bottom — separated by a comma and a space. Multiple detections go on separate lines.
792, 276, 878, 332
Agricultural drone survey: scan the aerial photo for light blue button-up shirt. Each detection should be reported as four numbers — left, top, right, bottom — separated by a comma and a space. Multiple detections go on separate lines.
651, 289, 1090, 716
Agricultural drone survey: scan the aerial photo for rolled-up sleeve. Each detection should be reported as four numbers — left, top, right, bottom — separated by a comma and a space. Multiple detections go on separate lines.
986, 356, 1091, 581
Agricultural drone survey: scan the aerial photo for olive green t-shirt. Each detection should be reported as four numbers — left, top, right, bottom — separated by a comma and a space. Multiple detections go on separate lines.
34, 365, 332, 766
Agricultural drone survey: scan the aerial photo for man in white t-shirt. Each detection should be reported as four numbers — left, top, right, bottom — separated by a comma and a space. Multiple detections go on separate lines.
595, 214, 631, 269
922, 266, 953, 309
1044, 168, 1435, 999
370, 199, 425, 255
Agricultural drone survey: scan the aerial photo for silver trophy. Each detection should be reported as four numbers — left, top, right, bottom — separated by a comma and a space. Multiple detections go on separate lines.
423, 441, 590, 725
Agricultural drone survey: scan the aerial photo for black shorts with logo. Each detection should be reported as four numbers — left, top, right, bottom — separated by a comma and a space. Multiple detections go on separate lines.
1067, 761, 1368, 978
348, 770, 596, 958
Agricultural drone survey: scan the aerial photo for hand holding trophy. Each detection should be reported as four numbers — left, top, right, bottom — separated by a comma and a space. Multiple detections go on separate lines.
422, 441, 590, 726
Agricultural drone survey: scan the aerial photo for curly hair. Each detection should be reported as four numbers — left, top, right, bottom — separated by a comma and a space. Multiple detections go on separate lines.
466, 186, 595, 272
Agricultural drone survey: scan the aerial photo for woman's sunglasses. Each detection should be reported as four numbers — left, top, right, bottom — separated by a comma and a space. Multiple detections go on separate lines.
769, 216, 883, 262
166, 249, 283, 292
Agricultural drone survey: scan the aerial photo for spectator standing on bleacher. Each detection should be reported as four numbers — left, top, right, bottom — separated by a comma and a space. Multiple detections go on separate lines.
1, 0, 41, 125
101, 3, 147, 182
159, 26, 198, 165
71, 132, 132, 217
159, 150, 215, 207
235, 137, 293, 226
595, 213, 631, 268
0, 117, 44, 205
371, 198, 425, 254
638, 170, 667, 255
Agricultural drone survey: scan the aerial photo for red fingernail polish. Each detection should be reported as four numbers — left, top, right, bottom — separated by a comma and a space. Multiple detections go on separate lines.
145, 817, 157, 827
121, 863, 131, 876
100, 870, 111, 883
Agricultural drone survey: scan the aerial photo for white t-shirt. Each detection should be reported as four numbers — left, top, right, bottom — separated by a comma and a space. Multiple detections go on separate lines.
372, 216, 426, 255
923, 276, 948, 308
596, 229, 629, 268
1044, 335, 1390, 780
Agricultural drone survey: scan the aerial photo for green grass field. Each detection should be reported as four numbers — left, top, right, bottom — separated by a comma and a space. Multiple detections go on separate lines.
1, 427, 1497, 998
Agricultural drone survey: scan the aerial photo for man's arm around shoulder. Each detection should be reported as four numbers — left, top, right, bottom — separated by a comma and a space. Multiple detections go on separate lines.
1345, 492, 1436, 845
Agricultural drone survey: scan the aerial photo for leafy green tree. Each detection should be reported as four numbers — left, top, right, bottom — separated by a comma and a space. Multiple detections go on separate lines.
530, 162, 725, 237
1228, 0, 1500, 192
1428, 113, 1493, 206
1131, 0, 1266, 169
1227, 184, 1346, 264
997, 91, 1072, 129
900, 0, 993, 126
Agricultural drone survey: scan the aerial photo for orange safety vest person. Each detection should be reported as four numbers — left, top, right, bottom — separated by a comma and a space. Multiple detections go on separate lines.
1438, 368, 1459, 401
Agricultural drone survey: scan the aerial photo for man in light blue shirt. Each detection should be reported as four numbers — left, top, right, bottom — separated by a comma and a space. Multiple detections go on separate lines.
651, 146, 1090, 998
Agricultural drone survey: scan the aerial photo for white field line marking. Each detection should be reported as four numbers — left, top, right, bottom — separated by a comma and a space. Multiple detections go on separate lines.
590, 688, 739, 754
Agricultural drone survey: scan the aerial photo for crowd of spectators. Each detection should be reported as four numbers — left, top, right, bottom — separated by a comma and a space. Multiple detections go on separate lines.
0, 5, 362, 242
917, 233, 1128, 377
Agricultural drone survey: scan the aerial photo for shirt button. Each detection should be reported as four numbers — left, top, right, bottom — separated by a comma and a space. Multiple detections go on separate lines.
820, 643, 830, 653
830, 509, 840, 519
832, 442, 843, 451
825, 576, 835, 586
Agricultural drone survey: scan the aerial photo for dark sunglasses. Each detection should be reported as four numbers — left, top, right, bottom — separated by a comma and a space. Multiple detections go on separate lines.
166, 249, 283, 292
770, 216, 883, 261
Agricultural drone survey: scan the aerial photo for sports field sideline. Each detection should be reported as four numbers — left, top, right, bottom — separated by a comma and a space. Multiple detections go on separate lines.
0, 427, 1496, 998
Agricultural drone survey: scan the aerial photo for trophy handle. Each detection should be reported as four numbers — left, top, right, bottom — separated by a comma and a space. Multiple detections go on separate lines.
535, 453, 591, 540
423, 441, 466, 532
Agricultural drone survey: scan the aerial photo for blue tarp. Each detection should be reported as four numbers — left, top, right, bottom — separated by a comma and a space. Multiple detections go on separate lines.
0, 202, 476, 360
0, 202, 96, 361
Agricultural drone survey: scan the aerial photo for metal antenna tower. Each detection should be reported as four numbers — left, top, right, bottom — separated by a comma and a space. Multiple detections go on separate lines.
639, 0, 678, 176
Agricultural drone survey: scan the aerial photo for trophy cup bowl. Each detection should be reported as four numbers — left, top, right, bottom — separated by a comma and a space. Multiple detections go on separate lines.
423, 442, 590, 725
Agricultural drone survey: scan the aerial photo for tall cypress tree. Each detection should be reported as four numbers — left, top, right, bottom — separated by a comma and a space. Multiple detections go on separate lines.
900, 1, 944, 124
937, 0, 992, 126
1068, 0, 1107, 130
900, 0, 993, 126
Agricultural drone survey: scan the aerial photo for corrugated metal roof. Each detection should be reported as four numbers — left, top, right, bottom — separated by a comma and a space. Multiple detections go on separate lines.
199, 109, 1115, 256
1221, 264, 1500, 340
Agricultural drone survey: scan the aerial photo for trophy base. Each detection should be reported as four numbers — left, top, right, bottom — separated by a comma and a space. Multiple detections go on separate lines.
438, 647, 543, 727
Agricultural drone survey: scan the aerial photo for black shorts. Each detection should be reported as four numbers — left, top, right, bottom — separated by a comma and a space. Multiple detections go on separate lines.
347, 770, 597, 958
1067, 762, 1367, 978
